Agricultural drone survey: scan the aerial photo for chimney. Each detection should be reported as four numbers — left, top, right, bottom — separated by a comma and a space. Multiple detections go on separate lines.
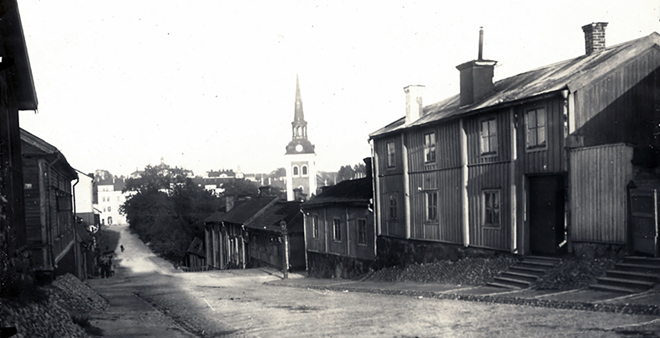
404, 85, 425, 126
582, 22, 608, 55
456, 27, 497, 107
363, 157, 372, 180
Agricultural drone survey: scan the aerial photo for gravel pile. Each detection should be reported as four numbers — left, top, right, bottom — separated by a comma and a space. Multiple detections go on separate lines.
368, 255, 520, 286
50, 273, 109, 313
534, 257, 618, 290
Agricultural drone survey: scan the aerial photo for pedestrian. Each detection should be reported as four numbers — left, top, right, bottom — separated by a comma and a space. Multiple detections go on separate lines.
120, 244, 124, 252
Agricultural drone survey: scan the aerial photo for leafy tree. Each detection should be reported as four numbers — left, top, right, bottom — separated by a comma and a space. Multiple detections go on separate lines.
221, 178, 259, 197
120, 165, 221, 263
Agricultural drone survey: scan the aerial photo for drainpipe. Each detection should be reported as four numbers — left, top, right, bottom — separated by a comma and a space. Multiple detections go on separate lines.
561, 89, 572, 254
46, 153, 61, 274
72, 176, 79, 277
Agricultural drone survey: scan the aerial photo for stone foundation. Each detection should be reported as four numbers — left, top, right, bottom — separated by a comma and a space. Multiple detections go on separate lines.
307, 252, 376, 279
375, 236, 503, 268
572, 242, 628, 260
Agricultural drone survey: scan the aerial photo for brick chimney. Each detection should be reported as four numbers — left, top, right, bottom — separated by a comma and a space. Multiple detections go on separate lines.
456, 27, 497, 107
363, 157, 372, 180
582, 22, 608, 55
404, 85, 425, 126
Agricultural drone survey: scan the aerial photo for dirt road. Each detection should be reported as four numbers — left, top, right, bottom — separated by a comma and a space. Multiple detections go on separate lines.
88, 225, 660, 337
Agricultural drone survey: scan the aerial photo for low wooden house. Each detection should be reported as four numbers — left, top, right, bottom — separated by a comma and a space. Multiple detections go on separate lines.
301, 158, 375, 278
20, 129, 80, 281
370, 23, 660, 259
184, 236, 206, 271
243, 199, 304, 271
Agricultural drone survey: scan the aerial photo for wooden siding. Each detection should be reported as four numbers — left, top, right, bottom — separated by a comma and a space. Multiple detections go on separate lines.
306, 205, 375, 260
570, 144, 633, 244
516, 98, 566, 174
575, 49, 660, 149
465, 110, 512, 164
467, 162, 511, 250
408, 169, 463, 243
374, 136, 404, 174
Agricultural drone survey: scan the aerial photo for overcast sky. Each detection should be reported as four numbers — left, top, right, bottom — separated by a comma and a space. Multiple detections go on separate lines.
17, 0, 660, 177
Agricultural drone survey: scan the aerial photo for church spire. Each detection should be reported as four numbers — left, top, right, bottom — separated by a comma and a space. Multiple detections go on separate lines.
292, 74, 308, 140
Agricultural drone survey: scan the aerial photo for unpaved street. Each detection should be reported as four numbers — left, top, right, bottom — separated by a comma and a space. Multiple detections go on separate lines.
89, 225, 659, 337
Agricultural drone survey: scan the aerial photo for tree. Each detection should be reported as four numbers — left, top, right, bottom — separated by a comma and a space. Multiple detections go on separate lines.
221, 179, 259, 197
120, 165, 222, 263
337, 165, 355, 182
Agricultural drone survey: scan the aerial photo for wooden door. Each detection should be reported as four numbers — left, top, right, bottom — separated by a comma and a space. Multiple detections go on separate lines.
629, 189, 659, 257
529, 175, 565, 255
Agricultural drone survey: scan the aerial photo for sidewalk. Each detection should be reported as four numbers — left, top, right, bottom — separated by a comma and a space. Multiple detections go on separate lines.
266, 273, 660, 316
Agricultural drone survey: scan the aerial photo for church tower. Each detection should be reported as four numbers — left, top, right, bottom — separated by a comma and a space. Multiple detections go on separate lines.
285, 75, 317, 201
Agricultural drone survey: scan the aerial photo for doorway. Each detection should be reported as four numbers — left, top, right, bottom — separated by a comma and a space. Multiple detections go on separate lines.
528, 175, 566, 255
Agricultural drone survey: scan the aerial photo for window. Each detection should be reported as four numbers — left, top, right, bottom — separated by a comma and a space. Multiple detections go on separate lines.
312, 215, 319, 238
333, 218, 341, 241
483, 190, 501, 227
424, 132, 436, 163
526, 107, 547, 149
292, 165, 299, 176
107, 206, 111, 212
480, 118, 498, 155
388, 194, 398, 220
357, 219, 367, 245
386, 141, 396, 168
302, 165, 308, 176
426, 191, 438, 222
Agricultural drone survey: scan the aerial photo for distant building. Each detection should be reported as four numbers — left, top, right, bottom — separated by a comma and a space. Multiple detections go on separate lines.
94, 170, 128, 226
285, 75, 317, 201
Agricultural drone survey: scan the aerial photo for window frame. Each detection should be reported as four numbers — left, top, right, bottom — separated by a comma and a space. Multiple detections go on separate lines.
388, 193, 398, 221
357, 218, 367, 245
424, 132, 436, 164
386, 141, 396, 168
332, 218, 342, 242
311, 215, 319, 239
525, 107, 547, 151
483, 189, 501, 228
425, 190, 438, 223
292, 165, 299, 177
479, 117, 498, 157
301, 165, 308, 176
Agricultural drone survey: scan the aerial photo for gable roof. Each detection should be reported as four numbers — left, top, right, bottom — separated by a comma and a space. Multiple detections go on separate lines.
371, 32, 660, 138
243, 200, 303, 233
187, 237, 205, 257
20, 128, 77, 180
302, 177, 372, 208
219, 196, 279, 225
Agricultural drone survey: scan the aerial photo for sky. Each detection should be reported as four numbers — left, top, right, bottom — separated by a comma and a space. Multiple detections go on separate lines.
16, 0, 660, 177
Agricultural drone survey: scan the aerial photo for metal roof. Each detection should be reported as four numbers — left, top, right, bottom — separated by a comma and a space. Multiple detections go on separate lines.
370, 32, 660, 138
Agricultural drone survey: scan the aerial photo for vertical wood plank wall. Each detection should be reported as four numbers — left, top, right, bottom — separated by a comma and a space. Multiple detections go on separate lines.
570, 144, 633, 243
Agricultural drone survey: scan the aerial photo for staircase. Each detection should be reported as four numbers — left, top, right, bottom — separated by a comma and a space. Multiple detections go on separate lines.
488, 256, 561, 289
590, 256, 660, 293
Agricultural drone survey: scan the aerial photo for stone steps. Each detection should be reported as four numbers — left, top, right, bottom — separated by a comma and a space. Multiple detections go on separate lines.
487, 256, 561, 289
590, 256, 660, 293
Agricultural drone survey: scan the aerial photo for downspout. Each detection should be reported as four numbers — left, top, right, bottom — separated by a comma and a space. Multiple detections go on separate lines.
300, 209, 309, 272
460, 118, 470, 247
72, 175, 79, 277
562, 89, 572, 253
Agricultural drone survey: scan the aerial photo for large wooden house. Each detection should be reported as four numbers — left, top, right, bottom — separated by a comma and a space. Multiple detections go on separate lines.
0, 0, 39, 261
370, 23, 660, 258
21, 129, 80, 281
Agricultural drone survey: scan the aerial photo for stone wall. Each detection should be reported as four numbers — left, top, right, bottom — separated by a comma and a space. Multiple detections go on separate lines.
1, 273, 108, 337
307, 251, 376, 279
376, 236, 501, 268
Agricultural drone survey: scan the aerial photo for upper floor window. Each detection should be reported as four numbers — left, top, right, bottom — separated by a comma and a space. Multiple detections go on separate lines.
483, 189, 501, 227
357, 219, 367, 245
388, 194, 398, 220
386, 141, 396, 168
426, 191, 438, 222
424, 132, 436, 163
312, 215, 319, 238
302, 165, 308, 176
292, 165, 299, 177
526, 107, 547, 149
480, 118, 498, 155
333, 218, 341, 241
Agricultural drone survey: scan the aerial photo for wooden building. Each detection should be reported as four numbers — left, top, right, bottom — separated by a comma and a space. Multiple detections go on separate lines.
0, 0, 39, 262
20, 129, 80, 280
370, 24, 660, 258
301, 158, 375, 278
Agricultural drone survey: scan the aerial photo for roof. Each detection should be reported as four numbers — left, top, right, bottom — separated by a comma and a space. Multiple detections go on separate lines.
244, 200, 303, 233
370, 32, 660, 138
20, 128, 77, 180
302, 177, 372, 208
1, 1, 38, 110
187, 237, 205, 257
219, 196, 279, 225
